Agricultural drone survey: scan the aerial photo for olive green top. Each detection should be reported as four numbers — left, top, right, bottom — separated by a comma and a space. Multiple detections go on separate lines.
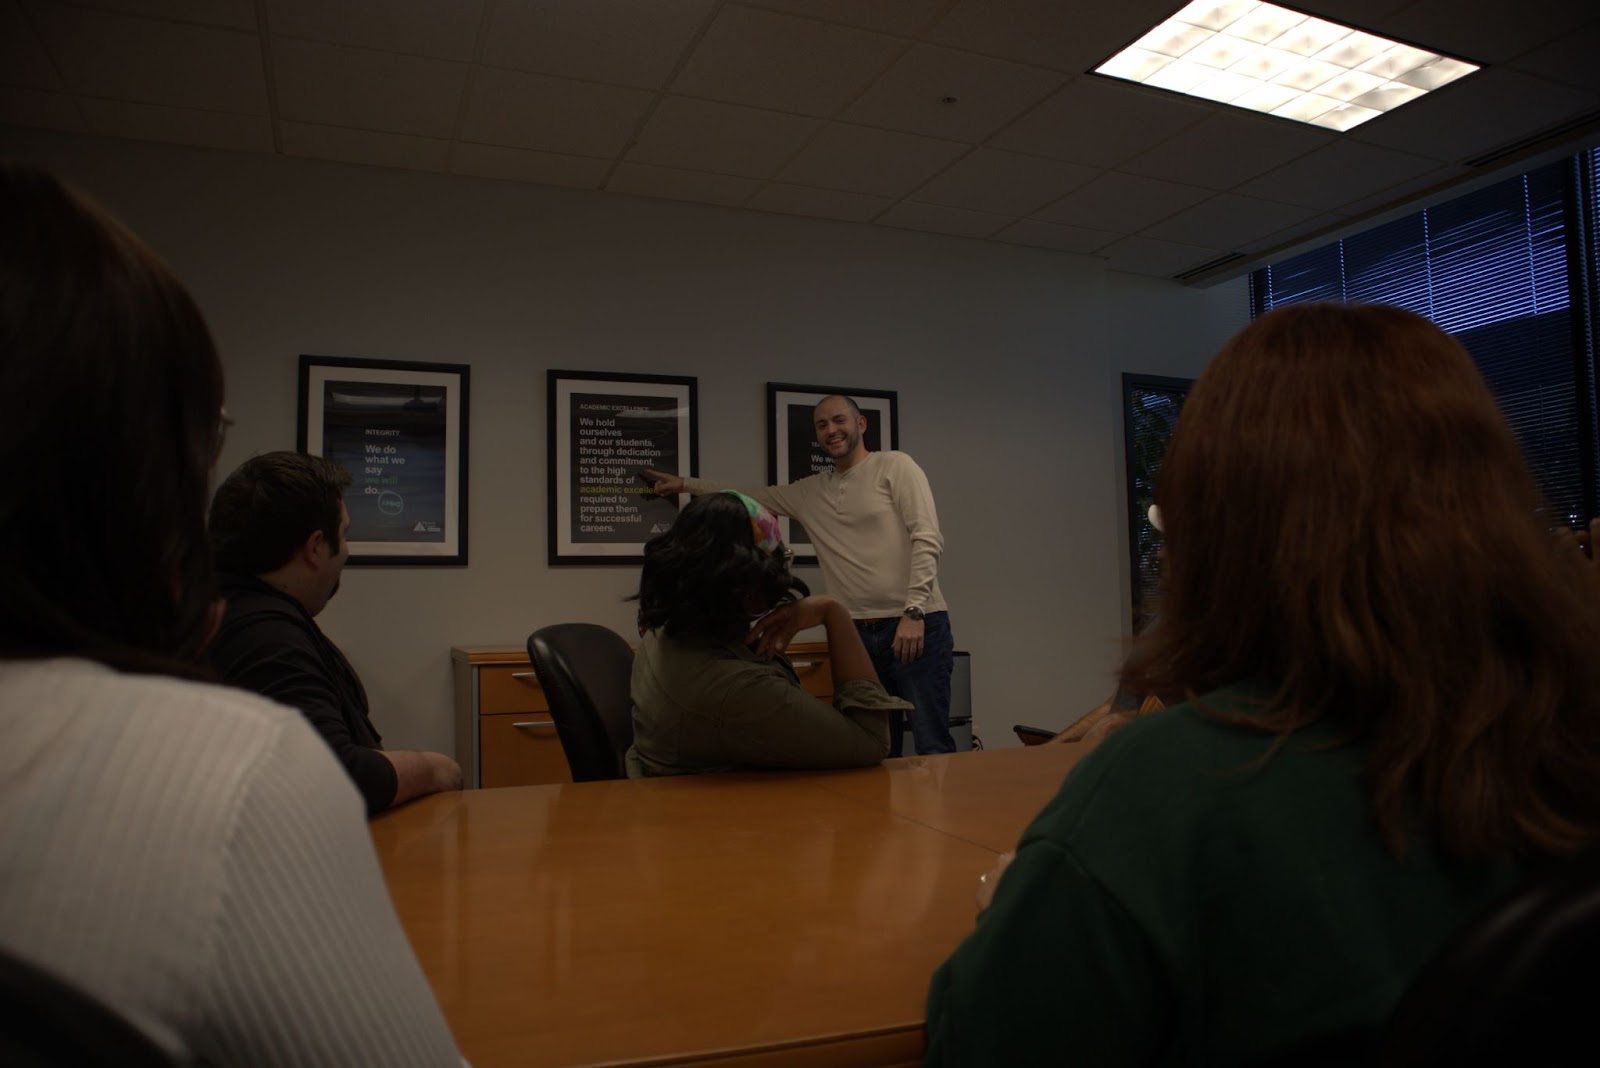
625, 628, 910, 778
925, 685, 1524, 1066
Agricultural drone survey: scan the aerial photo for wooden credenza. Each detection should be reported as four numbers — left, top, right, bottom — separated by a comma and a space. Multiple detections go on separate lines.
451, 641, 836, 789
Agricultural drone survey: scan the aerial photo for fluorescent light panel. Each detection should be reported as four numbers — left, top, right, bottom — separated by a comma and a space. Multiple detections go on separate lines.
1096, 0, 1477, 131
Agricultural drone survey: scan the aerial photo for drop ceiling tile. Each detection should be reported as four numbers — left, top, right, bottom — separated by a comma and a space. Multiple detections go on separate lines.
482, 0, 715, 90
1504, 20, 1600, 93
994, 219, 1120, 255
1335, 164, 1466, 218
34, 3, 266, 113
81, 97, 272, 151
266, 0, 486, 63
1033, 172, 1212, 233
1380, 0, 1595, 65
627, 96, 820, 178
273, 37, 466, 137
746, 182, 892, 222
842, 44, 1064, 143
1238, 211, 1351, 255
1099, 236, 1228, 278
990, 77, 1213, 169
448, 141, 609, 189
280, 120, 450, 171
741, 0, 950, 36
1349, 68, 1599, 163
909, 148, 1098, 216
0, 86, 84, 130
1120, 113, 1335, 192
1236, 141, 1459, 211
670, 5, 903, 117
3, 1, 65, 89
776, 122, 967, 197
1141, 194, 1322, 250
606, 162, 760, 207
875, 200, 1010, 239
460, 66, 652, 157
62, 0, 255, 31
924, 0, 1179, 73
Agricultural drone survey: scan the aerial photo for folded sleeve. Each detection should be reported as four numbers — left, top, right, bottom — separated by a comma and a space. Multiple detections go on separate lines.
712, 665, 901, 770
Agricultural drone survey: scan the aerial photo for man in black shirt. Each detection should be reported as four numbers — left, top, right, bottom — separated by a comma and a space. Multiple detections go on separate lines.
208, 451, 461, 815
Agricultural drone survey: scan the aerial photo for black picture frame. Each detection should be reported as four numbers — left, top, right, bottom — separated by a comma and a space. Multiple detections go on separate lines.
766, 383, 899, 564
297, 355, 470, 567
548, 370, 698, 566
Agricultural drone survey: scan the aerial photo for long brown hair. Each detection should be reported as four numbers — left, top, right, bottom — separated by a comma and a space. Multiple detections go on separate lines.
1124, 302, 1600, 861
0, 164, 224, 677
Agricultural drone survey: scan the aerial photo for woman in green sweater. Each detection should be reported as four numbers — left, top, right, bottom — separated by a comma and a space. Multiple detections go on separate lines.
925, 303, 1600, 1065
625, 490, 909, 777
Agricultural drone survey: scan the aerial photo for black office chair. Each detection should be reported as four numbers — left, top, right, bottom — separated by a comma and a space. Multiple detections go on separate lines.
0, 949, 178, 1068
1381, 842, 1600, 1067
526, 623, 635, 782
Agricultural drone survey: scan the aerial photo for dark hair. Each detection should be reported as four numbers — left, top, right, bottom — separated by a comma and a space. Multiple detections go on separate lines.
633, 493, 808, 642
1124, 302, 1600, 860
210, 451, 352, 575
0, 164, 225, 677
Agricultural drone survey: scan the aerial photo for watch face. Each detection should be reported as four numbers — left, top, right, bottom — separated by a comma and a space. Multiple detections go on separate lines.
905, 608, 924, 621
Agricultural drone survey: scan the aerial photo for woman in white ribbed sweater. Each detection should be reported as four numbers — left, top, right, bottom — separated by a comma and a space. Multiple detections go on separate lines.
0, 164, 463, 1067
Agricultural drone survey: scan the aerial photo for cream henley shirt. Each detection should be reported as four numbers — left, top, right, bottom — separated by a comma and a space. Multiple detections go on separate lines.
684, 450, 948, 619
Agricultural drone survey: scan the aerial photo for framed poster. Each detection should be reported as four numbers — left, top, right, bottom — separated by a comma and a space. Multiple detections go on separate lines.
766, 383, 898, 563
297, 355, 469, 567
548, 370, 697, 565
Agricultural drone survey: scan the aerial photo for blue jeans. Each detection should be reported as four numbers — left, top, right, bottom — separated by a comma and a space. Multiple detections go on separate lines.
856, 612, 956, 756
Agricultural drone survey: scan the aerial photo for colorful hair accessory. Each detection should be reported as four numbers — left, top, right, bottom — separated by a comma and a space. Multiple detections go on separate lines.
723, 490, 783, 556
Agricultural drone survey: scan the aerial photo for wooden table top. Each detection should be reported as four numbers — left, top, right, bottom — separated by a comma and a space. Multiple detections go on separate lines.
371, 744, 1090, 1068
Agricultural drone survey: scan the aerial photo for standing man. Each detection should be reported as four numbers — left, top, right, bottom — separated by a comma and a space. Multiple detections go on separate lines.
644, 394, 956, 755
208, 451, 463, 815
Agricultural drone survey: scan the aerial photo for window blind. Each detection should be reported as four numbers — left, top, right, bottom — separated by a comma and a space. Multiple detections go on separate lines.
1253, 163, 1583, 520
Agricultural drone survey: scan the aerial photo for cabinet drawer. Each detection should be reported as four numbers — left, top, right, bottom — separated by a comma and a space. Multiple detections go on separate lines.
789, 655, 832, 698
479, 664, 550, 715
479, 712, 573, 788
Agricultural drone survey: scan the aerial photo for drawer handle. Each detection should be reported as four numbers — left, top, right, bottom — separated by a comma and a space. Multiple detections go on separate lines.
791, 660, 821, 669
512, 720, 556, 730
510, 671, 539, 682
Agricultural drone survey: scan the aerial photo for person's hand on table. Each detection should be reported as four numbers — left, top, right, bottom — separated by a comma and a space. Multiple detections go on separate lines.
747, 595, 835, 657
640, 467, 685, 497
428, 752, 464, 792
892, 615, 924, 663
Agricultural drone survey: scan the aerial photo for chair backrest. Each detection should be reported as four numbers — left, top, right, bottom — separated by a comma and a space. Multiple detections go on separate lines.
0, 950, 178, 1068
1380, 841, 1600, 1067
526, 623, 635, 782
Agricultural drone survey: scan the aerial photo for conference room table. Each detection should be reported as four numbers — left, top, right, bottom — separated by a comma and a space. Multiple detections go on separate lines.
371, 742, 1091, 1068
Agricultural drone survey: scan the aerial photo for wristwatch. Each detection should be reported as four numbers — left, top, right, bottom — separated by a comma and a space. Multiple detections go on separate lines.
903, 606, 925, 622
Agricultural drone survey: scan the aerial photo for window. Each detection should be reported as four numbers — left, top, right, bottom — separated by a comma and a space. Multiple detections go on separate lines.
1252, 160, 1599, 525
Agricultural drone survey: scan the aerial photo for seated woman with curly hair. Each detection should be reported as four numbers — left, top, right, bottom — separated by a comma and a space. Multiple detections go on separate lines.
626, 490, 910, 777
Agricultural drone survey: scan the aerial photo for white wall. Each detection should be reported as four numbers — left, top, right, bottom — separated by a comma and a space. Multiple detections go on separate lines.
2, 126, 1245, 753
